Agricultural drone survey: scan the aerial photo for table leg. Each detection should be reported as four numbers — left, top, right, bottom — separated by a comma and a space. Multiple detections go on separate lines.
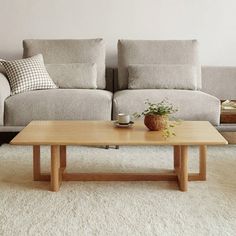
51, 145, 60, 192
179, 145, 188, 191
174, 145, 181, 170
199, 145, 207, 180
33, 145, 40, 181
60, 145, 67, 168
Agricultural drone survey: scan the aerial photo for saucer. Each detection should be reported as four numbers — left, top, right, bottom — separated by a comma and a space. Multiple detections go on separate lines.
113, 120, 134, 128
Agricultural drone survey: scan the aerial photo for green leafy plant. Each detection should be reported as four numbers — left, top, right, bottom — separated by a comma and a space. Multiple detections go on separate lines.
133, 99, 178, 118
133, 99, 179, 138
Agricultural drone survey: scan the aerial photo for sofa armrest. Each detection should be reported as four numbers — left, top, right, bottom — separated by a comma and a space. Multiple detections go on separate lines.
201, 66, 236, 100
0, 73, 11, 125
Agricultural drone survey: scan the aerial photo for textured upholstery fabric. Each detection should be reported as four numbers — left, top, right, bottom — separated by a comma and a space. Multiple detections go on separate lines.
5, 89, 112, 126
0, 73, 11, 125
118, 40, 201, 90
23, 39, 106, 89
113, 90, 220, 125
217, 125, 236, 132
128, 64, 197, 90
46, 63, 97, 89
0, 126, 24, 132
1, 54, 57, 95
202, 66, 236, 100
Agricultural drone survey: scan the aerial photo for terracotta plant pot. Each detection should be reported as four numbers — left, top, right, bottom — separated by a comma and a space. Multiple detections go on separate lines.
144, 115, 168, 131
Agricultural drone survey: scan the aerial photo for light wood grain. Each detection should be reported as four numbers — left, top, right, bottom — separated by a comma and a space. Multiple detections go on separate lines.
174, 145, 181, 170
10, 120, 228, 192
63, 172, 178, 181
199, 145, 207, 180
179, 145, 188, 191
37, 173, 50, 181
30, 172, 207, 182
59, 167, 65, 185
188, 174, 203, 181
60, 145, 66, 168
10, 121, 228, 146
33, 145, 40, 181
51, 145, 60, 192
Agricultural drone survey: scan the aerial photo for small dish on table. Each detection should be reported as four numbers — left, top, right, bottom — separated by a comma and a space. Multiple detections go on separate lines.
113, 121, 134, 128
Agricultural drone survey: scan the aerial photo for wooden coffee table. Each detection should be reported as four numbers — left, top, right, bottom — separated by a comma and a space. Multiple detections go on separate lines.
10, 121, 227, 192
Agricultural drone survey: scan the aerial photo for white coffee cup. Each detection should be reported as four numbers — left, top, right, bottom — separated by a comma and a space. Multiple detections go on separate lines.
117, 113, 130, 124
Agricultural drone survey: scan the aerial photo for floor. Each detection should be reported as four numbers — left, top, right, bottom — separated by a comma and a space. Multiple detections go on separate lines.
0, 144, 235, 236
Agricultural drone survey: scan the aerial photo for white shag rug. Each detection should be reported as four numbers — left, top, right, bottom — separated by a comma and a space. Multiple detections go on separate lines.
0, 144, 236, 236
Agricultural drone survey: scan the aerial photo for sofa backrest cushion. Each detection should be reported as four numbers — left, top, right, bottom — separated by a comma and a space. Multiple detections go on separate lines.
118, 39, 201, 90
128, 64, 198, 90
23, 39, 106, 89
46, 63, 97, 89
201, 66, 236, 100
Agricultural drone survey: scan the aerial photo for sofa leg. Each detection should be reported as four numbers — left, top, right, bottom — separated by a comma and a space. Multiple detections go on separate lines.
105, 145, 119, 149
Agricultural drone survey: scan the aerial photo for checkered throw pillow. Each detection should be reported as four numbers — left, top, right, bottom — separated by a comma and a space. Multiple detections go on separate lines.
0, 54, 57, 95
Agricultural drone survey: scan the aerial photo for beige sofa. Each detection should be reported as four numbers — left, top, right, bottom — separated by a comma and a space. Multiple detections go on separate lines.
114, 40, 220, 125
0, 39, 236, 138
0, 39, 113, 132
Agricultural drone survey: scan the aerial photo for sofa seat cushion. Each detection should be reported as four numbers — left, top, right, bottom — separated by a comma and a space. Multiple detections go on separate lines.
5, 89, 112, 126
113, 90, 220, 125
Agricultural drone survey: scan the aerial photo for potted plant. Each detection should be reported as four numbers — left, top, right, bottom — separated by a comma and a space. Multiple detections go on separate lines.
134, 99, 178, 137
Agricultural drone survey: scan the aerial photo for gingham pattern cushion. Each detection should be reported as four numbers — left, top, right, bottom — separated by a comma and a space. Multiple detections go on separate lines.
0, 54, 57, 95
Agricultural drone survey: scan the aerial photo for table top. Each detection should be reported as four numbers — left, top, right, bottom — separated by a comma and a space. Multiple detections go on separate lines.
10, 120, 228, 146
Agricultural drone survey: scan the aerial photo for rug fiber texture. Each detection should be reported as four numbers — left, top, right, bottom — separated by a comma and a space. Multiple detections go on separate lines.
0, 144, 236, 236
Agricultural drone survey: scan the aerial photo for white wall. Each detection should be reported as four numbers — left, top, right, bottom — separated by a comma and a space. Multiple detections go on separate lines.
1, 0, 236, 66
